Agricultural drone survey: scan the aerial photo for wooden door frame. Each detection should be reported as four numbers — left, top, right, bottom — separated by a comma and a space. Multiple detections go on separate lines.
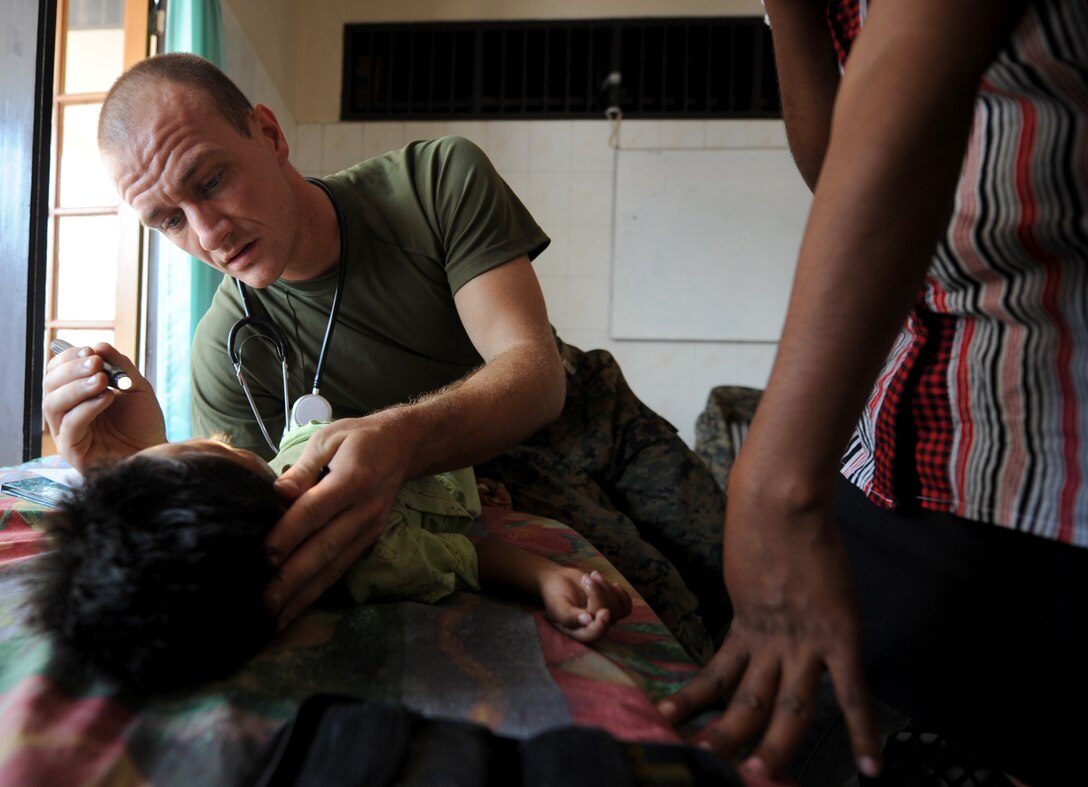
47, 0, 150, 361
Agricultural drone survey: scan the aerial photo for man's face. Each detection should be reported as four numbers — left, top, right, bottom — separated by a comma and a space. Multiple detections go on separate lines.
102, 82, 304, 288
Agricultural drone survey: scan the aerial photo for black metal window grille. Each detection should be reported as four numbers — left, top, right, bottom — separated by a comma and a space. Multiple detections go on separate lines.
341, 18, 779, 121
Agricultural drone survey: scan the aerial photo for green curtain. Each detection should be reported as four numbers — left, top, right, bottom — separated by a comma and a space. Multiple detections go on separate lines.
165, 0, 224, 338
156, 0, 224, 440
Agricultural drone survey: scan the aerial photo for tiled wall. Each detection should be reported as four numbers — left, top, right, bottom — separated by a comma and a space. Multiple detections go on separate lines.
291, 118, 788, 446
221, 2, 296, 145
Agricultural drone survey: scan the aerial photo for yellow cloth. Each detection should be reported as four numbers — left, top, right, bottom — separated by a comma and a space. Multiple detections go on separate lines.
272, 422, 481, 603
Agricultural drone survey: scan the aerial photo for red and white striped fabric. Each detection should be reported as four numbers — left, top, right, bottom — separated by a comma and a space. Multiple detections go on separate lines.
835, 0, 1088, 545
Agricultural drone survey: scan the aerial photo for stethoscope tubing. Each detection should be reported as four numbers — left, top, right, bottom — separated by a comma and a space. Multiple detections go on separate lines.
224, 178, 348, 452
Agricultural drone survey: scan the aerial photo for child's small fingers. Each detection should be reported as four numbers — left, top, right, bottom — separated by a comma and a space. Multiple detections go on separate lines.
582, 576, 607, 613
557, 613, 608, 643
549, 600, 592, 630
611, 582, 633, 617
584, 574, 628, 616
555, 624, 591, 642
579, 609, 611, 642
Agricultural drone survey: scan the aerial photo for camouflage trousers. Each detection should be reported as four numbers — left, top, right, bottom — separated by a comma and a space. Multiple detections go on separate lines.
477, 339, 730, 663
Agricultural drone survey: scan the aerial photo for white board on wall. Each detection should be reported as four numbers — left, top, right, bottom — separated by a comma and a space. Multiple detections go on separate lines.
611, 148, 812, 341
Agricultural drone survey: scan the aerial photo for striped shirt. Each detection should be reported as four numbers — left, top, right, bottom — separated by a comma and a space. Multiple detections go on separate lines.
834, 0, 1088, 545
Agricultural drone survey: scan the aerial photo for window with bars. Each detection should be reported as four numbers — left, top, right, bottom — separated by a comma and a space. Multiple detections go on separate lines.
341, 18, 779, 121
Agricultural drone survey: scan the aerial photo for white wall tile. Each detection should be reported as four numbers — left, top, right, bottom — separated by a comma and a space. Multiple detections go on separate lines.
568, 224, 611, 279
607, 341, 651, 383
642, 382, 690, 434
641, 342, 697, 381
361, 122, 406, 159
533, 230, 570, 279
500, 169, 530, 203
446, 121, 490, 148
321, 123, 364, 173
563, 276, 611, 332
569, 173, 614, 225
571, 121, 616, 173
705, 120, 752, 149
748, 119, 789, 147
618, 120, 661, 149
730, 342, 778, 385
688, 343, 775, 396
220, 1, 295, 153
293, 124, 324, 177
536, 275, 568, 328
485, 121, 531, 175
526, 171, 571, 229
528, 121, 572, 172
659, 120, 705, 149
404, 121, 449, 143
559, 329, 617, 358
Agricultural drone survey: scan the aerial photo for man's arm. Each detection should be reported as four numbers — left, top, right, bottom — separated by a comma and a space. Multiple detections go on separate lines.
265, 255, 566, 628
407, 253, 567, 476
658, 0, 1025, 778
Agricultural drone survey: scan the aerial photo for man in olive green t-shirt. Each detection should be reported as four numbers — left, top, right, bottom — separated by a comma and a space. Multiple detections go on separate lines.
42, 53, 728, 663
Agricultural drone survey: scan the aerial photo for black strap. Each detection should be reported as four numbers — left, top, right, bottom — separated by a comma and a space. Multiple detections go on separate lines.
247, 694, 412, 787
247, 694, 742, 787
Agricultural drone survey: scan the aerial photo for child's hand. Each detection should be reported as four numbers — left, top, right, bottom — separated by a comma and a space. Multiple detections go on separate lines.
540, 568, 633, 643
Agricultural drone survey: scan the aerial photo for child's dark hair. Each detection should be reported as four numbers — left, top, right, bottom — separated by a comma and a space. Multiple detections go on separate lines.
28, 452, 287, 694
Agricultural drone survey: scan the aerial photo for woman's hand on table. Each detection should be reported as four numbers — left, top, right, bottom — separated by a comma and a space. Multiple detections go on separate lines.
656, 457, 882, 781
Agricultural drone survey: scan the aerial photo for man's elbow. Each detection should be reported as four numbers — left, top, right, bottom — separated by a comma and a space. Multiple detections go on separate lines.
536, 350, 567, 426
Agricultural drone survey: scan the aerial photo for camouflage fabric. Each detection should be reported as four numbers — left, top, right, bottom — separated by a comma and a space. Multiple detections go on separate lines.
478, 339, 729, 664
693, 386, 764, 492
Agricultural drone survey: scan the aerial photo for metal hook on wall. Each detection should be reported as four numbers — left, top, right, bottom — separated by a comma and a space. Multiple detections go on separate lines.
601, 71, 623, 148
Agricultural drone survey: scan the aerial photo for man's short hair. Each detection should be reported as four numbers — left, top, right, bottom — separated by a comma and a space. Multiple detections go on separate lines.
28, 452, 285, 694
98, 52, 254, 153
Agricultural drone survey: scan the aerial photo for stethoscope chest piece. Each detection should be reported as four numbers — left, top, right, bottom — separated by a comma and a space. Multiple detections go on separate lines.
291, 393, 334, 428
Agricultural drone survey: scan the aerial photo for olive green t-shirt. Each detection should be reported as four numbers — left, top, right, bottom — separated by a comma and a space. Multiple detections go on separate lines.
191, 136, 550, 456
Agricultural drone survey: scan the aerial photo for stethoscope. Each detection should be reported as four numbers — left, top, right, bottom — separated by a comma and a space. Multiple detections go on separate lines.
225, 178, 347, 454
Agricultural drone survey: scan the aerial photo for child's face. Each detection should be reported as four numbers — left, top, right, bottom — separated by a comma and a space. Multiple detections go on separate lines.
139, 438, 276, 481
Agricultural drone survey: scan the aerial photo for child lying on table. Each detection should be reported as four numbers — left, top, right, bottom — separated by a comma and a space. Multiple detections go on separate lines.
27, 422, 631, 694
